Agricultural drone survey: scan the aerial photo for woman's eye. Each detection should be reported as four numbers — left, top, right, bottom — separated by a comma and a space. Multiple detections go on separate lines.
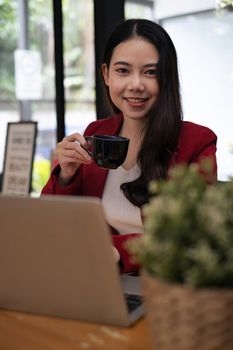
116, 68, 128, 74
145, 69, 158, 76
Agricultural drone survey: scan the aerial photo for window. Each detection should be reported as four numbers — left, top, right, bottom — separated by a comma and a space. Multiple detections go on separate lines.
125, 0, 154, 20
63, 0, 95, 137
0, 0, 56, 193
161, 10, 233, 180
0, 0, 95, 194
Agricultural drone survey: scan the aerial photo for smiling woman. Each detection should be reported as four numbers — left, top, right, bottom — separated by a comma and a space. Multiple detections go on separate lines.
42, 19, 217, 274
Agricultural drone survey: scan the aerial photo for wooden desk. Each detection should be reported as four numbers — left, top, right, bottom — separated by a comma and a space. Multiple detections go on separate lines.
0, 310, 152, 350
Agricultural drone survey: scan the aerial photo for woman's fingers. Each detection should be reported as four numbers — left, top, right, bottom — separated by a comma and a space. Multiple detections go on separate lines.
60, 148, 91, 163
57, 133, 92, 166
56, 132, 93, 185
62, 133, 91, 157
66, 132, 89, 149
112, 246, 120, 263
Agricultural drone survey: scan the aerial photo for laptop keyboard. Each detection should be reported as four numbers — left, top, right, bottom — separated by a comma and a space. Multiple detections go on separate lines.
124, 293, 142, 313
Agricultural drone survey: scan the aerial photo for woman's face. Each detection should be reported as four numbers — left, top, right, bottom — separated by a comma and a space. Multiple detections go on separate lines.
102, 37, 160, 123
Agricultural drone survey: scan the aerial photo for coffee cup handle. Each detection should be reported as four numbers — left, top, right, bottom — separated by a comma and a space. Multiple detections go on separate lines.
74, 136, 93, 157
83, 136, 93, 157
85, 136, 93, 145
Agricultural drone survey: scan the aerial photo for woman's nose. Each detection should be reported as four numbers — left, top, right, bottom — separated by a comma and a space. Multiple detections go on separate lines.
128, 74, 144, 91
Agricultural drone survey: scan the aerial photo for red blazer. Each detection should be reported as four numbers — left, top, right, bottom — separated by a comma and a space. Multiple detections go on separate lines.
42, 114, 217, 273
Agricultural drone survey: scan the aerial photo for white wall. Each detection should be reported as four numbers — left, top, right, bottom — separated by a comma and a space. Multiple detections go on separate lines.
154, 0, 215, 19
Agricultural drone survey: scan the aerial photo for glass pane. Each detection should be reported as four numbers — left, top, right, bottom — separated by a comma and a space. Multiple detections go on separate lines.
29, 0, 56, 193
0, 0, 19, 178
162, 10, 233, 180
63, 0, 95, 137
0, 0, 56, 194
125, 1, 154, 20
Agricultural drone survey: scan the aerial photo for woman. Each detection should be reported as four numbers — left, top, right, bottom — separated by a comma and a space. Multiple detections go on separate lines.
42, 19, 217, 272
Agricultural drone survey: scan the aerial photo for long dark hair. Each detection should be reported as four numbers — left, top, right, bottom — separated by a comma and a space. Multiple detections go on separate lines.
101, 19, 183, 207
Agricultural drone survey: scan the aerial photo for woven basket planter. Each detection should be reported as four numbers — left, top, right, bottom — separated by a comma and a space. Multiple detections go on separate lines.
142, 272, 233, 350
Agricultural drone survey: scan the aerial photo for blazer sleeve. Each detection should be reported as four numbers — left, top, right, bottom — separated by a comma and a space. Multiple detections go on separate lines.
192, 140, 217, 181
40, 118, 102, 196
176, 122, 218, 182
189, 128, 217, 182
41, 164, 84, 195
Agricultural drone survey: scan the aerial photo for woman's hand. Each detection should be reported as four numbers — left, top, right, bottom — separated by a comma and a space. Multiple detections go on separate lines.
57, 133, 92, 185
112, 246, 120, 263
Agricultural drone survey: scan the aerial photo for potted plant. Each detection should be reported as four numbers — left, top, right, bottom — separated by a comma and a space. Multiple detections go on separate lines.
129, 163, 233, 350
216, 0, 233, 12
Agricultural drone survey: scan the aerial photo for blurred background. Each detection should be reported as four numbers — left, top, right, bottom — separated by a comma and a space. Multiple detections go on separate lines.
0, 0, 232, 194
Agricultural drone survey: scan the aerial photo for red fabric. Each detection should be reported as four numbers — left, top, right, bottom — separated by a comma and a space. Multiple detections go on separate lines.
42, 113, 217, 273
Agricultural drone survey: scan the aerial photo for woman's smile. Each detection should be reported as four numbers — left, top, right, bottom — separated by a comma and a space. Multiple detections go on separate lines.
123, 96, 149, 109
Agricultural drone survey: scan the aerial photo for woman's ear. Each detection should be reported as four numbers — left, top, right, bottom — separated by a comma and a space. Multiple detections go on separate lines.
102, 63, 109, 86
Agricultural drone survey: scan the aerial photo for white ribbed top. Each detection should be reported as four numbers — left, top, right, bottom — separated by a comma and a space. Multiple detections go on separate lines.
101, 164, 143, 234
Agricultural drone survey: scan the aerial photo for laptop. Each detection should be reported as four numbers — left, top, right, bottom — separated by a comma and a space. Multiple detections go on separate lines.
0, 194, 144, 326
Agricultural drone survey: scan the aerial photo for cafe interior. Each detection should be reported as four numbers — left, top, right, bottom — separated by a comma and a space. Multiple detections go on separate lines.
0, 0, 232, 349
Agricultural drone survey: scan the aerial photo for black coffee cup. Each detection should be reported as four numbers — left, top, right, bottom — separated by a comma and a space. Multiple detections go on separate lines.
85, 135, 129, 169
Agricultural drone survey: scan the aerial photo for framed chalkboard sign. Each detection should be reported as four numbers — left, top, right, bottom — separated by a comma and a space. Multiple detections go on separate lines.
1, 122, 37, 196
